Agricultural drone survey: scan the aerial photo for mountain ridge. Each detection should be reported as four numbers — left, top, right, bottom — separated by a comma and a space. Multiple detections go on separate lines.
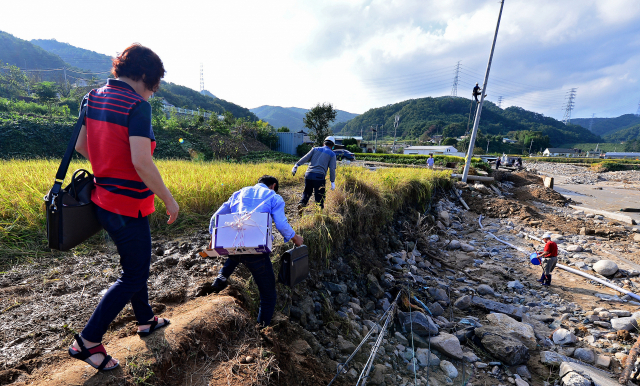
250, 105, 359, 131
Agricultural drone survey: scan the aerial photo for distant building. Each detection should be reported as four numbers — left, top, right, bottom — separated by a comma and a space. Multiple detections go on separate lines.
603, 152, 640, 159
502, 138, 518, 144
275, 132, 304, 155
403, 146, 458, 155
333, 136, 363, 146
543, 148, 578, 157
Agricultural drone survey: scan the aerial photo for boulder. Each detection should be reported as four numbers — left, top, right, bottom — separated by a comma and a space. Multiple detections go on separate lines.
416, 348, 440, 367
398, 311, 439, 337
474, 325, 530, 365
337, 336, 356, 353
611, 313, 640, 331
573, 348, 595, 364
471, 296, 524, 321
560, 362, 620, 386
439, 211, 451, 226
454, 295, 472, 310
367, 274, 385, 299
552, 328, 578, 345
476, 284, 495, 296
507, 280, 524, 290
368, 364, 387, 386
448, 240, 461, 250
485, 313, 537, 350
460, 243, 475, 252
593, 260, 619, 276
565, 245, 583, 252
440, 360, 458, 379
428, 332, 464, 359
428, 287, 450, 304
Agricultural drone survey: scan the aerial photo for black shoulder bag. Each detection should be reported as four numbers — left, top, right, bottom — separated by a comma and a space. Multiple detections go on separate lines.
44, 107, 102, 251
278, 245, 309, 287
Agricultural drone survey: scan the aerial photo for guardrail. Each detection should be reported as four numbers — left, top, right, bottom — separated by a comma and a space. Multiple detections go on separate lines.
161, 105, 223, 120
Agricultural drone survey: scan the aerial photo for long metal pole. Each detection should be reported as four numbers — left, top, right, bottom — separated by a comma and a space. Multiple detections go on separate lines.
461, 0, 505, 182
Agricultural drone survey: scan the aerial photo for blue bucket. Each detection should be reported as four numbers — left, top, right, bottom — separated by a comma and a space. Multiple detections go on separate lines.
530, 252, 541, 265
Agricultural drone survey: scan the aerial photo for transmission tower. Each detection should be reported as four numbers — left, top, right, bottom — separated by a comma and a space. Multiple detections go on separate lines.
497, 96, 503, 108
562, 88, 577, 125
199, 63, 204, 94
588, 113, 595, 131
636, 99, 640, 116
450, 61, 461, 97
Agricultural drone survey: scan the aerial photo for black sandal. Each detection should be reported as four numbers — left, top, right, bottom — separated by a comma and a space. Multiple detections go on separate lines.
137, 316, 170, 337
68, 334, 119, 371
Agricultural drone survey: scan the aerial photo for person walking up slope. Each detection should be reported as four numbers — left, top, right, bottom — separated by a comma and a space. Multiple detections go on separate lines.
292, 136, 337, 212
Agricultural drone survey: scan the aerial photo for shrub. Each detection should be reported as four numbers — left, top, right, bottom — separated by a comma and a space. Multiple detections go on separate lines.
346, 144, 361, 153
297, 143, 313, 157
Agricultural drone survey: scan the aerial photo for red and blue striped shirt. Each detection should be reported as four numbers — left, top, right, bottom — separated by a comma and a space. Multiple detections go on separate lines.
82, 79, 156, 217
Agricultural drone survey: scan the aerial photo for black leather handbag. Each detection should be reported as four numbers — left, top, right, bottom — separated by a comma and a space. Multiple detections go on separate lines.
44, 107, 102, 251
278, 245, 309, 287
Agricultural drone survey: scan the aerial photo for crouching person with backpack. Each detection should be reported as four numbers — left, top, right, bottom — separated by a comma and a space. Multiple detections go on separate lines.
209, 175, 303, 327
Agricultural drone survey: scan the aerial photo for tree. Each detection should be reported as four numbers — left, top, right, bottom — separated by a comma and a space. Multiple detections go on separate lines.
277, 126, 290, 132
304, 103, 337, 146
442, 137, 458, 146
149, 97, 166, 128
0, 63, 28, 99
34, 81, 58, 116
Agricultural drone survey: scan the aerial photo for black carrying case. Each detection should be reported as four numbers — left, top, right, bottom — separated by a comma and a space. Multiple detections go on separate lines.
278, 245, 309, 287
44, 107, 103, 251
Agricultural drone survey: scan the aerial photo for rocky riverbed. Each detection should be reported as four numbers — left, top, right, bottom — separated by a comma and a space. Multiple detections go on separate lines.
3, 170, 640, 385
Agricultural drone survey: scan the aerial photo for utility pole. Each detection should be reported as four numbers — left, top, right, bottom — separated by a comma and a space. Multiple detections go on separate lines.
199, 63, 204, 94
497, 96, 503, 108
371, 126, 378, 153
562, 88, 577, 125
486, 139, 490, 153
529, 138, 534, 155
393, 115, 400, 153
451, 61, 461, 97
588, 113, 595, 132
462, 0, 505, 183
635, 99, 640, 116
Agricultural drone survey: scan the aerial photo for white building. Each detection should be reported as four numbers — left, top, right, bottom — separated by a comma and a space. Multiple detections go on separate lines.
543, 148, 578, 157
403, 146, 458, 155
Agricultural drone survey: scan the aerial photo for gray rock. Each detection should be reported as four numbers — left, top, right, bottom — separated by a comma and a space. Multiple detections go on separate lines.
516, 365, 532, 379
439, 211, 451, 226
573, 348, 595, 364
593, 260, 619, 276
448, 240, 461, 250
565, 245, 583, 252
428, 332, 464, 359
477, 284, 495, 296
486, 313, 537, 350
394, 331, 409, 346
454, 295, 472, 310
560, 361, 621, 386
460, 243, 475, 252
552, 328, 578, 345
474, 326, 530, 366
325, 282, 347, 293
416, 348, 440, 367
611, 313, 640, 331
336, 292, 350, 305
367, 274, 384, 299
398, 311, 439, 336
471, 296, 524, 321
428, 302, 444, 316
440, 360, 458, 379
562, 372, 592, 386
337, 336, 356, 353
368, 364, 387, 385
610, 309, 631, 317
507, 280, 524, 290
428, 287, 450, 304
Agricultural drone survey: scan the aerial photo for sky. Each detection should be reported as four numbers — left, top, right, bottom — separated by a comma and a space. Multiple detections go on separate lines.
2, 0, 640, 120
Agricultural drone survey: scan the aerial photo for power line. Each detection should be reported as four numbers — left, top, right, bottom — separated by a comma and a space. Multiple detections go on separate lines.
450, 61, 461, 97
562, 88, 577, 124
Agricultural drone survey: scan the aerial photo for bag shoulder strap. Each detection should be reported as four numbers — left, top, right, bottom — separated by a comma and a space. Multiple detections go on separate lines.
51, 107, 87, 195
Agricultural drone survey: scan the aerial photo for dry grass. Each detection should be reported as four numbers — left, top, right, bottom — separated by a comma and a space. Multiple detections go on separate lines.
0, 159, 451, 267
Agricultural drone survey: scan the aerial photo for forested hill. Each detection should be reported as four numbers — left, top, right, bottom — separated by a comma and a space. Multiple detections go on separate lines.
31, 39, 112, 74
336, 96, 601, 146
250, 105, 359, 131
156, 81, 258, 121
0, 31, 68, 71
604, 123, 640, 142
572, 114, 640, 137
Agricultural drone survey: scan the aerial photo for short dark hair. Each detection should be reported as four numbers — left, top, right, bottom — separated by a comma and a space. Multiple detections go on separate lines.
258, 175, 279, 192
112, 44, 166, 92
324, 140, 334, 146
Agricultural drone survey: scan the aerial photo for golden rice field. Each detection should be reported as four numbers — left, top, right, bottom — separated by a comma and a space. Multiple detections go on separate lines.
0, 159, 452, 265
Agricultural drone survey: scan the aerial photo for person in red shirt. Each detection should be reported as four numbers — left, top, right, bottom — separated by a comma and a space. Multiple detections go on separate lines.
536, 233, 558, 286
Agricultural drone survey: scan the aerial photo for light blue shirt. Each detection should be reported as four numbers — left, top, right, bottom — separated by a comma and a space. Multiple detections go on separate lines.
209, 183, 296, 242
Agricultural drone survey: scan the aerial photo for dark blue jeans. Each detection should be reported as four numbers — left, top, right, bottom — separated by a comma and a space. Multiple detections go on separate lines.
219, 253, 277, 326
299, 178, 326, 208
82, 206, 154, 342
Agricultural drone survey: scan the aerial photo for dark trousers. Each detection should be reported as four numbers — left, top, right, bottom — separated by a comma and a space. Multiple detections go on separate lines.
299, 178, 326, 208
82, 206, 154, 342
218, 253, 277, 326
